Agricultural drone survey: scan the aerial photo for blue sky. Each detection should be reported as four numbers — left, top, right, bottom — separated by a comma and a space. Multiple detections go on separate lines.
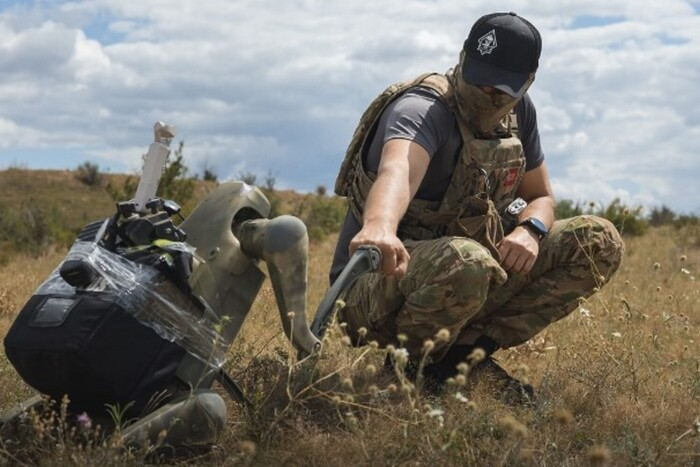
1, 0, 699, 214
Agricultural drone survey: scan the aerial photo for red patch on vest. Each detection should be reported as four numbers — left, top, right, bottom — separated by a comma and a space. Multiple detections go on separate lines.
503, 168, 519, 188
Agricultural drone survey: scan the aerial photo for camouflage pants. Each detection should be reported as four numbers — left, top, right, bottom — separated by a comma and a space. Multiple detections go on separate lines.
338, 215, 624, 359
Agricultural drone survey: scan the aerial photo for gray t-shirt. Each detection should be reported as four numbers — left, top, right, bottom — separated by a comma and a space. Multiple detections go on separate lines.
330, 87, 545, 283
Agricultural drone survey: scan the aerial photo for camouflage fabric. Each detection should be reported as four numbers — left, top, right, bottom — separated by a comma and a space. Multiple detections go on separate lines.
338, 215, 624, 360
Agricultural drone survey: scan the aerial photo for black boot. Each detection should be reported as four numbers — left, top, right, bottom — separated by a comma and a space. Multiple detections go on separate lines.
421, 335, 500, 391
469, 356, 535, 405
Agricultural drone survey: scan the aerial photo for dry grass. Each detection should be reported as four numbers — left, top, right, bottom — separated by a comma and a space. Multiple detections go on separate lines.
1, 225, 699, 466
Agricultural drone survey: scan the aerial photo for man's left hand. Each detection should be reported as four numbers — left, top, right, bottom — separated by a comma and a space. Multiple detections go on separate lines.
497, 226, 540, 274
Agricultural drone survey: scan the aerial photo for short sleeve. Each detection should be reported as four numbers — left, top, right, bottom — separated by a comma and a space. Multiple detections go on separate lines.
515, 94, 545, 171
381, 88, 455, 158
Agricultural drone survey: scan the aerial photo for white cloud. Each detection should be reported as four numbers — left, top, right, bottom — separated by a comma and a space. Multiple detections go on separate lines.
0, 0, 699, 214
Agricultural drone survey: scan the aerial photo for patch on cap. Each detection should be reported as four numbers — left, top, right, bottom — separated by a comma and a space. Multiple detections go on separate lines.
476, 29, 498, 55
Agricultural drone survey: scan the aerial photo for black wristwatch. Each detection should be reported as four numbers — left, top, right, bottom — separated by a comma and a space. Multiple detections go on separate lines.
518, 217, 548, 240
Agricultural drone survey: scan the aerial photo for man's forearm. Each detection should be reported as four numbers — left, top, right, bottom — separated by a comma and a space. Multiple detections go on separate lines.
362, 139, 430, 231
363, 167, 411, 231
518, 195, 555, 228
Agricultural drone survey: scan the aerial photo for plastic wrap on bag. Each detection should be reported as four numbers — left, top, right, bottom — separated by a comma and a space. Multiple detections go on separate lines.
36, 241, 227, 367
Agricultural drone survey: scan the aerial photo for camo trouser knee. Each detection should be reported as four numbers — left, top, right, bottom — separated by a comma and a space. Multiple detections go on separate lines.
339, 236, 507, 359
471, 215, 624, 347
338, 215, 624, 357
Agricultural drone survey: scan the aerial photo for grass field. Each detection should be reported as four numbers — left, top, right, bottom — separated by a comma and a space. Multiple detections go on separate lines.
0, 213, 699, 465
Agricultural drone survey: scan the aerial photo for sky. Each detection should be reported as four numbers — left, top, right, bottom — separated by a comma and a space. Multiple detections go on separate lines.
1, 0, 699, 214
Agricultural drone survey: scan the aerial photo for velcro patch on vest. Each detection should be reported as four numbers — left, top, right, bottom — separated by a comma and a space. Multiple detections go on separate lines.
504, 168, 519, 188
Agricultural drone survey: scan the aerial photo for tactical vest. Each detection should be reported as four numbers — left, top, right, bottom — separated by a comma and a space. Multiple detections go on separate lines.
334, 73, 525, 260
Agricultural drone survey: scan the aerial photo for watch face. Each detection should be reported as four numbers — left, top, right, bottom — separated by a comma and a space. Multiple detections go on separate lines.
529, 218, 547, 234
521, 217, 547, 238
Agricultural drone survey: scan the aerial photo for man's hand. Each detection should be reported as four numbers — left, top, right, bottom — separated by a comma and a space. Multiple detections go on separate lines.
349, 227, 410, 277
499, 163, 555, 275
497, 226, 540, 274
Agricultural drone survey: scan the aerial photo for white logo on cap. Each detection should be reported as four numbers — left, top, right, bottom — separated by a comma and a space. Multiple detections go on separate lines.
477, 29, 497, 55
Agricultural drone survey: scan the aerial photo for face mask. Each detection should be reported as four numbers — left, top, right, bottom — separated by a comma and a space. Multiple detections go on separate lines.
451, 53, 534, 138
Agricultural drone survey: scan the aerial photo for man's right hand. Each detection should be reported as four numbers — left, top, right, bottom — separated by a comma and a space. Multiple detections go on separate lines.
348, 139, 430, 277
349, 227, 410, 277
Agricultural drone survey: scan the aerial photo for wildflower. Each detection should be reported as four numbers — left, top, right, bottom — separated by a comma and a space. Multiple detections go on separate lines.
368, 385, 379, 395
456, 362, 469, 374
342, 378, 354, 391
387, 384, 397, 393
345, 411, 359, 429
428, 408, 445, 427
393, 348, 409, 366
364, 364, 377, 377
653, 262, 661, 270
358, 327, 368, 338
238, 440, 258, 457
331, 395, 342, 405
587, 445, 611, 466
340, 336, 352, 346
338, 322, 348, 329
498, 415, 528, 438
435, 328, 451, 342
680, 255, 687, 262
517, 448, 536, 462
681, 268, 691, 275
454, 374, 467, 386
76, 412, 92, 430
423, 339, 435, 353
334, 299, 346, 309
611, 332, 622, 339
453, 392, 469, 403
469, 347, 486, 363
286, 311, 295, 320
397, 333, 408, 345
553, 408, 573, 425
579, 307, 591, 317
369, 340, 379, 349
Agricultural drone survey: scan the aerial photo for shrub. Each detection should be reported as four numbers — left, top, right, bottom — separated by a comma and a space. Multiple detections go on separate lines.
595, 198, 648, 236
203, 168, 218, 182
0, 200, 74, 257
75, 162, 103, 187
555, 198, 648, 237
555, 199, 584, 220
106, 141, 195, 208
303, 194, 346, 242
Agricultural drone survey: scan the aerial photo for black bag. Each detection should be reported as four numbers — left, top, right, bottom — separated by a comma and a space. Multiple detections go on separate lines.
4, 290, 186, 415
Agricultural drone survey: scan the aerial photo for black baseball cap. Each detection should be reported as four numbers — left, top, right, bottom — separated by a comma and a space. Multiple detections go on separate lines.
461, 12, 541, 98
